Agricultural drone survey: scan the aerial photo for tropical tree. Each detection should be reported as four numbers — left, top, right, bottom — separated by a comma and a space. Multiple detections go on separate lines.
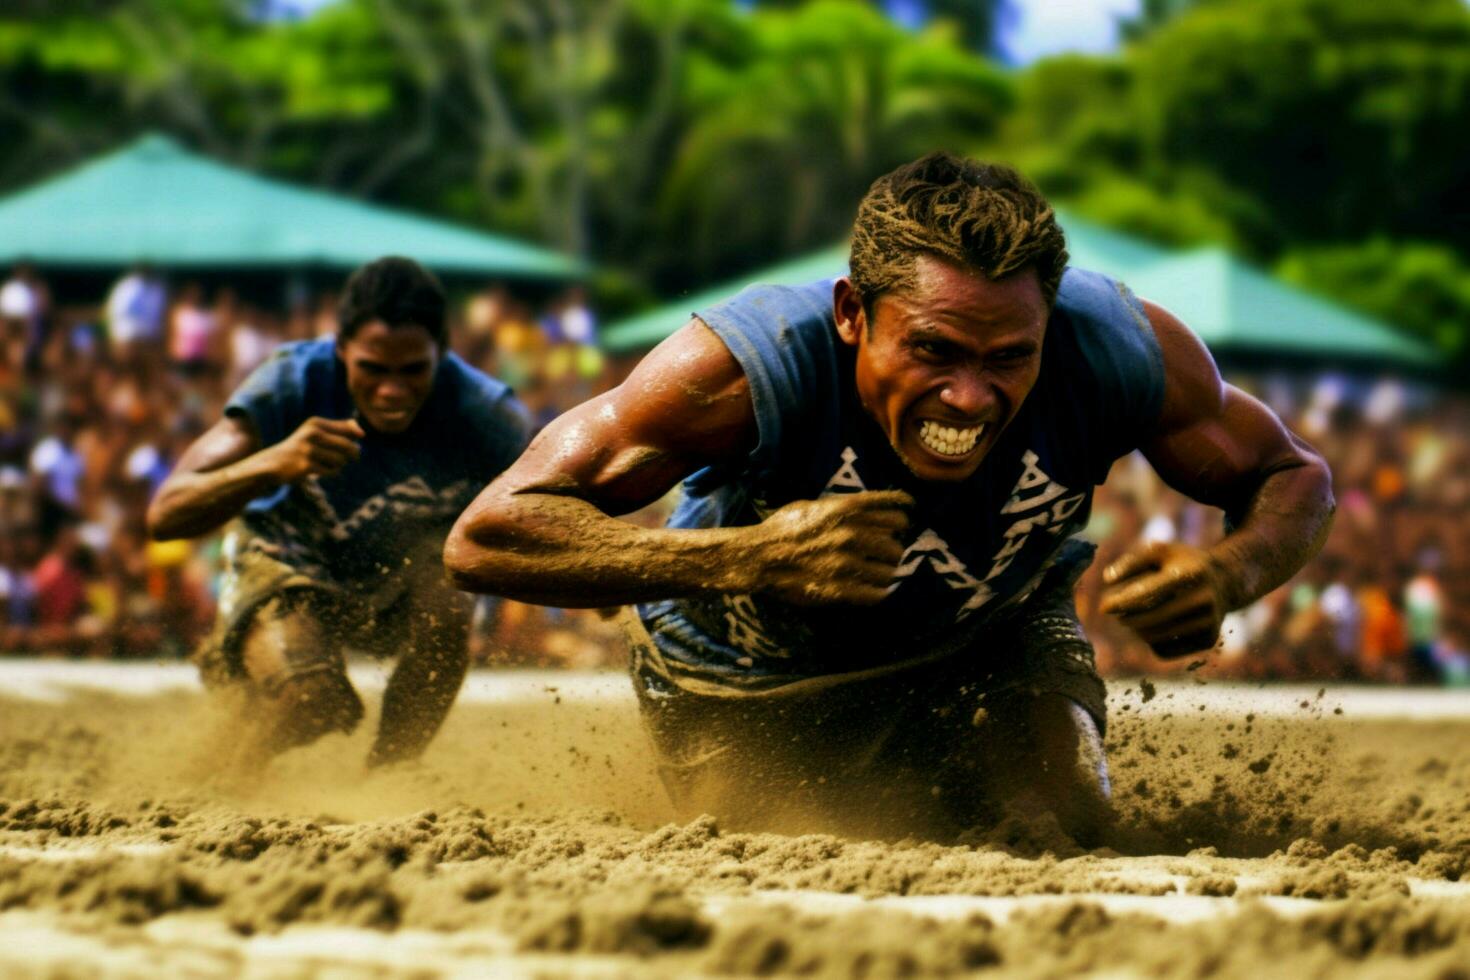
1279, 240, 1470, 360
1129, 0, 1470, 251
654, 0, 1011, 285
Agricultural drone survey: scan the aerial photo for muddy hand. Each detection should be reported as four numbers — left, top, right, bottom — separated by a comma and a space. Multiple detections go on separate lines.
262, 416, 365, 483
750, 490, 913, 605
1099, 540, 1227, 659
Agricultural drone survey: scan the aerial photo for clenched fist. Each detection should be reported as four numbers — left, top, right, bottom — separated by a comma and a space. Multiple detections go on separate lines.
1099, 540, 1230, 659
746, 490, 913, 605
260, 416, 365, 484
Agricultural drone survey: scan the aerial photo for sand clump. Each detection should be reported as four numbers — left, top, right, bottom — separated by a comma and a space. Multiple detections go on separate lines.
2, 675, 1470, 976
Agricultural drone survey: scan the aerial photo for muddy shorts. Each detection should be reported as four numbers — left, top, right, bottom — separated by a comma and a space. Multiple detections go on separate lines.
626, 542, 1106, 832
193, 525, 463, 689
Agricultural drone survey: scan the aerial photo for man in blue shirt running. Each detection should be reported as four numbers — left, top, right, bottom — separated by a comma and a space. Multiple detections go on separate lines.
446, 154, 1333, 842
150, 257, 530, 769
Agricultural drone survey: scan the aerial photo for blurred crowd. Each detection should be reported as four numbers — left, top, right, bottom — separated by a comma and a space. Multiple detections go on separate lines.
1, 261, 1466, 684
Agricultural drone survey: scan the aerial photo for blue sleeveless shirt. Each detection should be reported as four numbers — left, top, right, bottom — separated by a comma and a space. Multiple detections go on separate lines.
224, 338, 531, 583
636, 267, 1165, 691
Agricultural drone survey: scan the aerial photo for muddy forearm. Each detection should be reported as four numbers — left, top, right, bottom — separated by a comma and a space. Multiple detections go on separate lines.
1206, 461, 1334, 610
148, 453, 284, 541
445, 491, 757, 607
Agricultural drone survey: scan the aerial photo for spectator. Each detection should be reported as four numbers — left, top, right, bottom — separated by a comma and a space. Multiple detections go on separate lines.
226, 305, 277, 387
1318, 577, 1361, 665
551, 285, 598, 347
0, 263, 41, 327
1405, 562, 1445, 682
0, 472, 39, 638
0, 262, 47, 373
1359, 579, 1408, 682
33, 524, 88, 628
29, 416, 85, 516
1433, 629, 1470, 687
105, 264, 167, 360
167, 281, 219, 374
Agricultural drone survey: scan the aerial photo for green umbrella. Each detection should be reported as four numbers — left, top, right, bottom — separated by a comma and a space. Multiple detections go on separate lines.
1124, 247, 1435, 365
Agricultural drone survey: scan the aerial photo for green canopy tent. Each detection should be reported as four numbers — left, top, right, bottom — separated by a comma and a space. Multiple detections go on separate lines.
1123, 248, 1435, 366
604, 244, 852, 354
604, 211, 1433, 368
0, 134, 583, 281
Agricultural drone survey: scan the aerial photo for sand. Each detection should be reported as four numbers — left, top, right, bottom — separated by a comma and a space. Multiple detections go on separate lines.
3, 664, 1470, 977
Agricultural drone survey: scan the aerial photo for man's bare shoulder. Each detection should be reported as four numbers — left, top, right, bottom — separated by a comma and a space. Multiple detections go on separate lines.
1140, 299, 1226, 437
600, 317, 756, 461
486, 318, 758, 515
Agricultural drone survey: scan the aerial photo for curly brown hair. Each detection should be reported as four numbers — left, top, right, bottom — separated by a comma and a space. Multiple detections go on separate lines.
849, 152, 1068, 315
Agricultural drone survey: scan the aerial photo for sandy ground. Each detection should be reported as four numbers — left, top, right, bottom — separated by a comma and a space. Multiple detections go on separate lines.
3, 661, 1470, 978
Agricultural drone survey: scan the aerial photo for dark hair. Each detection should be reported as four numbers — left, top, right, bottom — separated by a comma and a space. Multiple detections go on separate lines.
337, 256, 447, 346
849, 152, 1068, 311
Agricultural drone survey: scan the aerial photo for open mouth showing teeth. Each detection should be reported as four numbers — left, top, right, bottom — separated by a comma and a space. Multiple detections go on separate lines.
918, 420, 986, 457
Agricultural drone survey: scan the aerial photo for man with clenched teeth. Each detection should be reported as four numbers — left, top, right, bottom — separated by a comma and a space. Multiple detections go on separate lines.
446, 153, 1334, 842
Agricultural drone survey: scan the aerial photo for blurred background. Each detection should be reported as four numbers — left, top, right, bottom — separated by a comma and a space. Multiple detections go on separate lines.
0, 0, 1465, 684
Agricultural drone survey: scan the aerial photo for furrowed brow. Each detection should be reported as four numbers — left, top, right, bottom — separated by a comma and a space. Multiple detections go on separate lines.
907, 324, 957, 344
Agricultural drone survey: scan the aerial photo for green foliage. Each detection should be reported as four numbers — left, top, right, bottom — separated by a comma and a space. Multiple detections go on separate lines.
926, 0, 1008, 53
998, 54, 1273, 255
997, 54, 1140, 200
1064, 174, 1243, 252
750, 0, 1007, 51
1117, 0, 1204, 41
656, 0, 1011, 285
996, 0, 1470, 291
1129, 0, 1470, 249
1278, 240, 1470, 359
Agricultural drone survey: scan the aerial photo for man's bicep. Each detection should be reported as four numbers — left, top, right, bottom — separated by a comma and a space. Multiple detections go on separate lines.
171, 415, 260, 476
1138, 302, 1306, 511
1144, 385, 1306, 511
502, 319, 756, 514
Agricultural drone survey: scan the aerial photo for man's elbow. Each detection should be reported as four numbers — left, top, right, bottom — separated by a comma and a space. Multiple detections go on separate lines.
1299, 445, 1336, 516
1314, 463, 1337, 534
1271, 449, 1336, 537
442, 531, 480, 592
144, 498, 180, 542
443, 517, 513, 594
1287, 430, 1333, 493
